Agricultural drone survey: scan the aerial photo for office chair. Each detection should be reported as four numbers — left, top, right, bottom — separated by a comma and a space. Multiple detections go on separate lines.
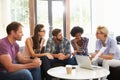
116, 36, 120, 44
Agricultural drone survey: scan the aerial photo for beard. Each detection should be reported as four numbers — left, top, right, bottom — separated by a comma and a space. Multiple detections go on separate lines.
14, 36, 22, 41
56, 38, 62, 41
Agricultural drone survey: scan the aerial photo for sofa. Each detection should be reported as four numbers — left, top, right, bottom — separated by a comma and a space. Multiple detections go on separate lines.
107, 36, 120, 80
107, 66, 120, 80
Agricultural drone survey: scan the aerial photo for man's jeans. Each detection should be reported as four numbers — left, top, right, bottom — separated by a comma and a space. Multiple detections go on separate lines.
0, 67, 41, 80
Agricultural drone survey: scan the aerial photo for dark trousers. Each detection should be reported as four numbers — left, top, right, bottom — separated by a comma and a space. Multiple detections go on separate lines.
41, 56, 75, 80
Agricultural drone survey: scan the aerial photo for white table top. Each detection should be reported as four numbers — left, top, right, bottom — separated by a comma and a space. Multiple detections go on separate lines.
47, 66, 110, 80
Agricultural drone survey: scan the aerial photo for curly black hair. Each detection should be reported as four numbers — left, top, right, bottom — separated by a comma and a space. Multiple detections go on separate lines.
70, 26, 84, 37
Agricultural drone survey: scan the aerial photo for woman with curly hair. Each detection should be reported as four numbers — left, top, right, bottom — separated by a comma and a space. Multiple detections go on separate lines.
70, 26, 89, 56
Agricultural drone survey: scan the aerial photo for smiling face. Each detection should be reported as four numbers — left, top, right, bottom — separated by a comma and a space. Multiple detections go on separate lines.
75, 33, 82, 40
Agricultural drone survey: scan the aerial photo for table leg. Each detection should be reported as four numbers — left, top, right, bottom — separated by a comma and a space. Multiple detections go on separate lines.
98, 77, 101, 80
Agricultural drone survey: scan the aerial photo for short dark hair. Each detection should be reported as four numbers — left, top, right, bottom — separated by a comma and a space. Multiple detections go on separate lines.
6, 21, 22, 35
70, 26, 84, 37
52, 28, 61, 36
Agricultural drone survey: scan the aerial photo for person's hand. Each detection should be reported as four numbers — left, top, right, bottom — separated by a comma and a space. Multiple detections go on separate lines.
72, 50, 77, 56
41, 38, 45, 43
73, 39, 78, 43
40, 38, 45, 47
90, 53, 96, 59
99, 53, 104, 58
78, 49, 84, 53
45, 53, 54, 59
58, 53, 66, 60
32, 57, 42, 67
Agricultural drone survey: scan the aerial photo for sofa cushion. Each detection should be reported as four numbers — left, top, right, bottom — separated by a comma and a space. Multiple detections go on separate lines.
107, 66, 120, 80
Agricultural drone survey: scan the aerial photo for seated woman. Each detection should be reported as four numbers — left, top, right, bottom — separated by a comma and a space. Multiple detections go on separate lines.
22, 24, 53, 59
70, 26, 89, 65
22, 24, 53, 80
70, 26, 89, 56
90, 26, 120, 80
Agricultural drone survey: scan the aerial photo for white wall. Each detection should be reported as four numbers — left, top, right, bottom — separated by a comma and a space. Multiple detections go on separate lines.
92, 0, 104, 33
0, 0, 12, 38
92, 0, 120, 38
89, 0, 120, 53
0, 0, 2, 28
0, 1, 1, 24
104, 0, 120, 38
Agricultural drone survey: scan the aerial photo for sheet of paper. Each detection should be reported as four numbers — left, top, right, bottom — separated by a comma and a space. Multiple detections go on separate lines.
70, 44, 74, 58
92, 47, 107, 62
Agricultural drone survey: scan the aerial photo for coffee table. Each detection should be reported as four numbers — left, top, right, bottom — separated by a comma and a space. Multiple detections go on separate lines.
47, 66, 110, 80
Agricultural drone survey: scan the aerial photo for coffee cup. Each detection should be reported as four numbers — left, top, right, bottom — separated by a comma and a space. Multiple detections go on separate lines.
66, 65, 72, 74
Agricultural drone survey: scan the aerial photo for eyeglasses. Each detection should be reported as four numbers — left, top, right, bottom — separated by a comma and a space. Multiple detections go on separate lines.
96, 32, 103, 35
39, 30, 45, 32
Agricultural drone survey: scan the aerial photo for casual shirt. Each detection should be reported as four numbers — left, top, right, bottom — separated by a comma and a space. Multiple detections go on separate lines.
45, 37, 71, 55
22, 37, 33, 58
96, 36, 120, 59
0, 37, 19, 71
22, 37, 44, 58
71, 37, 89, 55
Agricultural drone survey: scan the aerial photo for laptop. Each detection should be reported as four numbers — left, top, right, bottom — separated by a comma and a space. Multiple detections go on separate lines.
75, 55, 101, 70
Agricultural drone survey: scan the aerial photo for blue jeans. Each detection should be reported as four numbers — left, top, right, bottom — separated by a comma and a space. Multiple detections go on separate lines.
0, 67, 41, 80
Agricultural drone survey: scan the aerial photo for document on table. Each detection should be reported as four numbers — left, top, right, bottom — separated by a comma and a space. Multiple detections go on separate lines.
92, 47, 107, 62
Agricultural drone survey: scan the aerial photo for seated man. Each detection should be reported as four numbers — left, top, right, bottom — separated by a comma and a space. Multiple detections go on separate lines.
0, 21, 41, 80
43, 28, 72, 80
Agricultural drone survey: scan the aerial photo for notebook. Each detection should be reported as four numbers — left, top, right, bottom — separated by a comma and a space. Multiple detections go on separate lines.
92, 47, 107, 62
75, 55, 101, 70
